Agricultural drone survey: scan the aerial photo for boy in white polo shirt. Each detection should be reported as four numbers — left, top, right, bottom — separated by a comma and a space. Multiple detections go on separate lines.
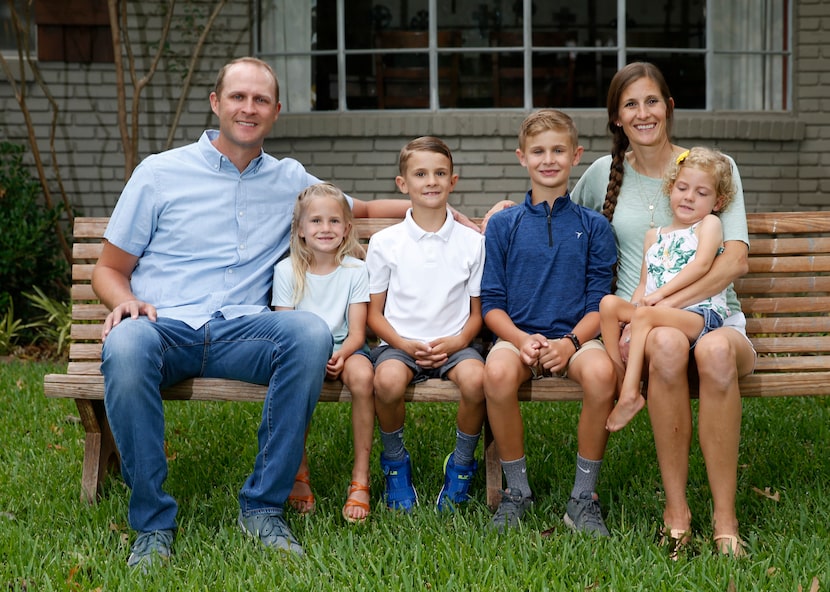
366, 136, 486, 513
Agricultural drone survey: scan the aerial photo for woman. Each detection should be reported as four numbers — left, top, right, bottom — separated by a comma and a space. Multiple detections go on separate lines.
570, 62, 756, 556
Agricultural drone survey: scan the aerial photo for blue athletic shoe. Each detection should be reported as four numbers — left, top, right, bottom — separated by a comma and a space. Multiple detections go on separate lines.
436, 453, 478, 512
380, 452, 418, 512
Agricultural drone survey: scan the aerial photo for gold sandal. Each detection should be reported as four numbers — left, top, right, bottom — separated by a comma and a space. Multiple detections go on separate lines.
659, 527, 692, 561
713, 534, 747, 558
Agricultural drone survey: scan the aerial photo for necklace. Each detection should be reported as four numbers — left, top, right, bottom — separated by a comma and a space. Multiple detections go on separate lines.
633, 167, 663, 228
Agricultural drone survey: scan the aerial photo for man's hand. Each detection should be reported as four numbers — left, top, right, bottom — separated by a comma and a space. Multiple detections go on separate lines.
102, 300, 157, 341
450, 207, 482, 233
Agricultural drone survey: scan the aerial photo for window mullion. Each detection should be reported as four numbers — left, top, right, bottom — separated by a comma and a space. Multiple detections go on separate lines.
429, 0, 438, 110
705, 0, 713, 110
336, 0, 347, 111
617, 0, 626, 69
523, 0, 532, 110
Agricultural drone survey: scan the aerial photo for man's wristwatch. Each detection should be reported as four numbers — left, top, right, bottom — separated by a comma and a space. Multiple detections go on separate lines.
563, 332, 581, 351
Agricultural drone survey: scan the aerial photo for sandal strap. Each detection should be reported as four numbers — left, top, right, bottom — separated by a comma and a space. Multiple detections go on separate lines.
714, 534, 747, 556
347, 480, 370, 494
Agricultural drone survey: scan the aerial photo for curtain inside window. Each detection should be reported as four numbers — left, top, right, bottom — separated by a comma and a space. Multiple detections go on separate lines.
710, 0, 786, 110
260, 0, 313, 112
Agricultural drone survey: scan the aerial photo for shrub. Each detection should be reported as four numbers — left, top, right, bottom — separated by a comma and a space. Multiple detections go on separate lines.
0, 141, 69, 326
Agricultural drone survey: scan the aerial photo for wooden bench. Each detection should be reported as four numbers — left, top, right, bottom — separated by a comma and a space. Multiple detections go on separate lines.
43, 213, 830, 508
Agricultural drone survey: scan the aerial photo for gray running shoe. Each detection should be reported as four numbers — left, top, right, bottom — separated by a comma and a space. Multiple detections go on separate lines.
490, 488, 534, 533
238, 512, 304, 556
127, 529, 173, 571
563, 491, 610, 537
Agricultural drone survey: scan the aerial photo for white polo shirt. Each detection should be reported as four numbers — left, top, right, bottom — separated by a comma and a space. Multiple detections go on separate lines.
366, 208, 485, 344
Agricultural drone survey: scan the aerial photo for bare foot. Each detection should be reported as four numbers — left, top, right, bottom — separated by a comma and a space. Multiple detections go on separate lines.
605, 392, 646, 432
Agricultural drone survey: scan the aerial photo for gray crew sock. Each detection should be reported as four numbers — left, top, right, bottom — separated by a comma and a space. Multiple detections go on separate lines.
501, 456, 531, 497
570, 453, 603, 499
452, 428, 480, 467
379, 427, 407, 461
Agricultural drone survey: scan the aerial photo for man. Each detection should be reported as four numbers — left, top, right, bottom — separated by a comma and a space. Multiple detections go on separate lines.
93, 57, 420, 569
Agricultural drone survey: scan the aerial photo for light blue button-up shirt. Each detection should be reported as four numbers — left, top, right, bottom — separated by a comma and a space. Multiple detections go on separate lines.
105, 130, 350, 329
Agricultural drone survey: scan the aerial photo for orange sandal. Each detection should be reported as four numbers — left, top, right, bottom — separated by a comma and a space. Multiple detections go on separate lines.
287, 469, 316, 515
342, 481, 371, 523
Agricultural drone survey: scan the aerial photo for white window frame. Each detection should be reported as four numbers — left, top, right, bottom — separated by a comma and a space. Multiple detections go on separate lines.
256, 0, 792, 113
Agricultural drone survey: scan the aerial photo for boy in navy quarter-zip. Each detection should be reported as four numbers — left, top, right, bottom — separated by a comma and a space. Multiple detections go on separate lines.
480, 110, 617, 534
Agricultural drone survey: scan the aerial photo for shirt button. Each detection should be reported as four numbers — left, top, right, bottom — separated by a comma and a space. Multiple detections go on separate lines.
239, 211, 245, 217
240, 244, 246, 250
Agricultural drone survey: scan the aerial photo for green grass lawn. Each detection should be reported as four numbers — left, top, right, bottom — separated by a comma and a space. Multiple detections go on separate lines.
1, 359, 828, 591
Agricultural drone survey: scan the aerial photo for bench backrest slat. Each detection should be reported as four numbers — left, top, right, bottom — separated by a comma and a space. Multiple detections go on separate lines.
66, 213, 830, 376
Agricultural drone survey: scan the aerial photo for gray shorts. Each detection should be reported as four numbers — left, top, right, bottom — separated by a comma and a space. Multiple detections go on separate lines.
370, 344, 483, 384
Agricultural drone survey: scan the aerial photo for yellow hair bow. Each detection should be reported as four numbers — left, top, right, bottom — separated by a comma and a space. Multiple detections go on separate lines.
675, 150, 690, 164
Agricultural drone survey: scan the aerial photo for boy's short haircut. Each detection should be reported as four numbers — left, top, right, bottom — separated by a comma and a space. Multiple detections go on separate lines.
518, 109, 579, 150
398, 136, 454, 175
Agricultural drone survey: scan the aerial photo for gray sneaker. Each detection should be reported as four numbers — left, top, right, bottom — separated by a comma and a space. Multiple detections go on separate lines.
490, 488, 534, 533
127, 529, 173, 571
238, 512, 304, 556
563, 491, 610, 537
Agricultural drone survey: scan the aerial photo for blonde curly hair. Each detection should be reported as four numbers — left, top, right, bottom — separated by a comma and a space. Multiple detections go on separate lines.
662, 146, 736, 214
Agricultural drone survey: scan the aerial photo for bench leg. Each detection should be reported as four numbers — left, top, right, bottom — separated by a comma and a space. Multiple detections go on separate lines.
75, 399, 120, 504
483, 419, 502, 511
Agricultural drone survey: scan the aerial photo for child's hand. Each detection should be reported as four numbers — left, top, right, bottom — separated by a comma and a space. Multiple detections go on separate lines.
641, 293, 662, 307
538, 338, 571, 375
427, 335, 465, 359
406, 339, 448, 369
326, 351, 346, 380
519, 334, 547, 367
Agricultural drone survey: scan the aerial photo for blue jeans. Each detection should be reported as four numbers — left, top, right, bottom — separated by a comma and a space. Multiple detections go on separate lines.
101, 311, 332, 533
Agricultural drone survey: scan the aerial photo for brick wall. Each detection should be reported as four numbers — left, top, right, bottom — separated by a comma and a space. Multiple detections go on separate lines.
1, 0, 828, 217
0, 0, 251, 216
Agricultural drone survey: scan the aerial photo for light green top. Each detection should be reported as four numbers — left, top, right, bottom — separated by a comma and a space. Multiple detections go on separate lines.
571, 154, 749, 317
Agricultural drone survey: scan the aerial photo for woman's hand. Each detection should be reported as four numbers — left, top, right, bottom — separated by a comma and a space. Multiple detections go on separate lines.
480, 200, 518, 234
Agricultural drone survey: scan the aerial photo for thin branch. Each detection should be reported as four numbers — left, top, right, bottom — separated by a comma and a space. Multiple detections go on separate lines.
129, 0, 177, 171
107, 0, 132, 180
165, 0, 229, 150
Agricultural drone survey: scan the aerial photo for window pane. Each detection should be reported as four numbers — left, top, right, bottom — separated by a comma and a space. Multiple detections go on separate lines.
626, 2, 704, 49
711, 53, 786, 110
259, 0, 789, 112
627, 51, 706, 109
1, 0, 32, 52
